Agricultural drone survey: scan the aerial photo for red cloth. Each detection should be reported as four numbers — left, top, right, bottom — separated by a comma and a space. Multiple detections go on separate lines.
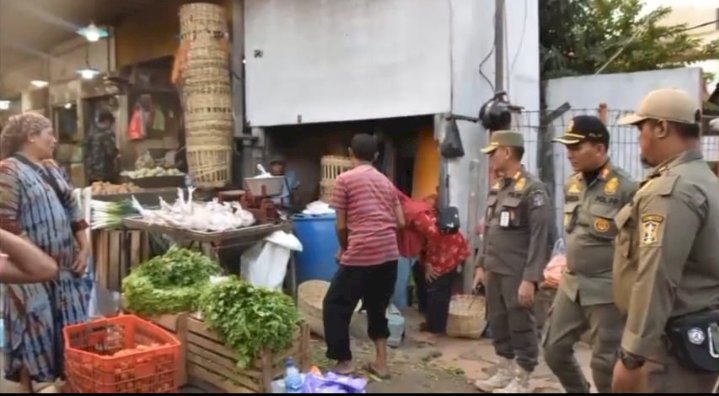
396, 190, 432, 257
412, 211, 470, 276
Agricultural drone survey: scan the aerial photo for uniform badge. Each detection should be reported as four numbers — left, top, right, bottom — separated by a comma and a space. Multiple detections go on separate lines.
604, 177, 619, 196
531, 192, 546, 207
641, 214, 664, 246
568, 183, 581, 195
593, 218, 610, 233
491, 180, 502, 191
688, 327, 706, 345
514, 177, 526, 192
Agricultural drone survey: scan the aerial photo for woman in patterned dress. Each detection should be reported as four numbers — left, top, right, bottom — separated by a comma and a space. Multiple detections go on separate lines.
0, 112, 91, 391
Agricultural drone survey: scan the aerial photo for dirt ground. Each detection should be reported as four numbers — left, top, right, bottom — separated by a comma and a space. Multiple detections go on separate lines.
0, 308, 594, 394
309, 308, 594, 393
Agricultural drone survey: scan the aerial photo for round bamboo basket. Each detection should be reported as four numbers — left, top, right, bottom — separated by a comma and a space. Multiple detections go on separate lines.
297, 280, 364, 338
179, 3, 228, 38
186, 144, 233, 188
446, 294, 487, 339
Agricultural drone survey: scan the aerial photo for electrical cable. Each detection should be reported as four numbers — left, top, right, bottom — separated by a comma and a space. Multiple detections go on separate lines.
478, 8, 495, 92
510, 0, 528, 80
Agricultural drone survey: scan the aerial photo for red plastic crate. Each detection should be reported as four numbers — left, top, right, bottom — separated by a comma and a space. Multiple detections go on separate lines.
63, 314, 181, 393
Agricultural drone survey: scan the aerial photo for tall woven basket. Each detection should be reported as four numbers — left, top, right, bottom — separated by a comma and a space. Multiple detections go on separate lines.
179, 3, 232, 189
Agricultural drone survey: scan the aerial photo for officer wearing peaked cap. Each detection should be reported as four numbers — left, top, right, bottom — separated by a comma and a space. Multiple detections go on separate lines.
543, 116, 637, 393
611, 88, 719, 393
473, 131, 553, 393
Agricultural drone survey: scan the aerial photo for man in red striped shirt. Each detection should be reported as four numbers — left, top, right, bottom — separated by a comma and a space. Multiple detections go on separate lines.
323, 133, 405, 379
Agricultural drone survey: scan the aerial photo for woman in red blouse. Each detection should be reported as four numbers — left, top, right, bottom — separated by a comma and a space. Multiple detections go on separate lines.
402, 193, 470, 344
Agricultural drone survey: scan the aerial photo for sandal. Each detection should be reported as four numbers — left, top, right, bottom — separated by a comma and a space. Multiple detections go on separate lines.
363, 363, 391, 380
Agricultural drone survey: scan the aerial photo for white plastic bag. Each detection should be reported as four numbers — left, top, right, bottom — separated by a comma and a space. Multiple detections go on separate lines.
242, 231, 303, 290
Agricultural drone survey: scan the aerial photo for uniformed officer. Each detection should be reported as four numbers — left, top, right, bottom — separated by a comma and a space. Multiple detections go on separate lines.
612, 88, 719, 393
542, 116, 637, 393
473, 131, 553, 393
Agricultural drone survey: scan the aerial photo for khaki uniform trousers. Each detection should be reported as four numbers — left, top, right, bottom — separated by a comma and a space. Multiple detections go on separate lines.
542, 290, 623, 393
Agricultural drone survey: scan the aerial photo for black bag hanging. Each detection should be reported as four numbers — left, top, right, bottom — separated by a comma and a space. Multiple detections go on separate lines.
440, 118, 465, 159
437, 172, 460, 234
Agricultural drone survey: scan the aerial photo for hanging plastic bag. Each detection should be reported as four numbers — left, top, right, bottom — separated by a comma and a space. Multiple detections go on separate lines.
542, 238, 567, 289
128, 106, 145, 141
242, 231, 303, 290
440, 119, 465, 159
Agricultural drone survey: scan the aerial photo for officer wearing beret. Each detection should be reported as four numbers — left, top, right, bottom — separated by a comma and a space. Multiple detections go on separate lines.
473, 131, 553, 393
612, 88, 719, 393
543, 116, 637, 393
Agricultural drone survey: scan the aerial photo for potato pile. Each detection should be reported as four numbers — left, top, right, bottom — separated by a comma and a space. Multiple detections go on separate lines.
91, 181, 142, 196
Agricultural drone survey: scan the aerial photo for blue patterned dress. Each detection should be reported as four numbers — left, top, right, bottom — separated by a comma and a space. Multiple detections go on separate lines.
0, 156, 89, 382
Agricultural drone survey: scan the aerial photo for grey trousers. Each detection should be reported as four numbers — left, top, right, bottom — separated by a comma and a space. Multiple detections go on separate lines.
542, 290, 624, 393
485, 271, 538, 372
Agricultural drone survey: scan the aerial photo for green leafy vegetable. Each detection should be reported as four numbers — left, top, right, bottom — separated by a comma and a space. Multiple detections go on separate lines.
199, 277, 299, 369
122, 246, 222, 316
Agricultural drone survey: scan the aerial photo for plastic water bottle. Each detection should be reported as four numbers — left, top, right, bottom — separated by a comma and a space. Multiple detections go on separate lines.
284, 357, 303, 393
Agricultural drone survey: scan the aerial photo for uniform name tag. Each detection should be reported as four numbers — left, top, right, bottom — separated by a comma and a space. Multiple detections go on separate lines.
500, 211, 510, 227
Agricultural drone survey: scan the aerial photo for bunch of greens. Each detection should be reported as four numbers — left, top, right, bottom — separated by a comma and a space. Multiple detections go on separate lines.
122, 246, 222, 316
199, 277, 299, 369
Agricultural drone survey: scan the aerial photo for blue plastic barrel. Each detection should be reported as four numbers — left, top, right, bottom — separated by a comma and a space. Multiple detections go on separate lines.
292, 213, 341, 285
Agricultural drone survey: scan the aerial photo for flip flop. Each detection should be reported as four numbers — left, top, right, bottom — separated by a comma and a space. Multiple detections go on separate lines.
364, 363, 392, 380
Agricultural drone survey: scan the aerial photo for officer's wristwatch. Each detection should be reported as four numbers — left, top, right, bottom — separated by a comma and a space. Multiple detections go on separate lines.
619, 350, 646, 370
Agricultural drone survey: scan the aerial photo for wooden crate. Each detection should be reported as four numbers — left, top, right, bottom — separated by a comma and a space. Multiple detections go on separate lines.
93, 229, 149, 292
185, 316, 311, 393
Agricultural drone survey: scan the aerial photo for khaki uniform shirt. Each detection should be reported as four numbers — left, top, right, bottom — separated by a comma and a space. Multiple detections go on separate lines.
613, 150, 719, 361
560, 163, 637, 306
480, 169, 553, 282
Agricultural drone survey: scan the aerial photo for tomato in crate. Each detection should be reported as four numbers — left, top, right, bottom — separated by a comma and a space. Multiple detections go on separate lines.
63, 315, 181, 393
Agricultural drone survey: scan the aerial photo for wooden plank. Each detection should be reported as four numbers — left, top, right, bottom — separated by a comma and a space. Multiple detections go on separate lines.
186, 344, 261, 380
187, 349, 261, 392
186, 333, 237, 361
108, 231, 121, 291
188, 364, 255, 394
187, 318, 223, 343
130, 231, 142, 270
176, 312, 188, 387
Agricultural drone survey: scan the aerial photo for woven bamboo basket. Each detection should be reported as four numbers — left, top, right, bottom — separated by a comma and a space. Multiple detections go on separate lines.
186, 144, 232, 188
446, 294, 487, 339
179, 3, 228, 37
319, 156, 352, 202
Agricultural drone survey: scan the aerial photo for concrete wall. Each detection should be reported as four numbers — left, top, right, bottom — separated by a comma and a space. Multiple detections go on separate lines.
244, 0, 452, 127
445, 0, 541, 234
545, 67, 711, 230
243, 0, 541, 238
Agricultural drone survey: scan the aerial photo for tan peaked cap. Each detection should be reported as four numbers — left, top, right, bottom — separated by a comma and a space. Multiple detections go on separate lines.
618, 88, 701, 125
480, 130, 524, 154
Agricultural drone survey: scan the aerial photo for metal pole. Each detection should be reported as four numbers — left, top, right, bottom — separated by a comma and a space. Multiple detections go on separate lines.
494, 0, 505, 92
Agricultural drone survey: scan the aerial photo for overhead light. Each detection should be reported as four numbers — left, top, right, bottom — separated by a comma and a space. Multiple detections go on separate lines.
77, 22, 108, 42
31, 80, 49, 88
77, 67, 101, 80
64, 103, 73, 109
0, 100, 11, 110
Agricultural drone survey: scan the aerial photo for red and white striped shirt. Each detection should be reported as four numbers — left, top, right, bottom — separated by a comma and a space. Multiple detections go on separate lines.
331, 165, 400, 266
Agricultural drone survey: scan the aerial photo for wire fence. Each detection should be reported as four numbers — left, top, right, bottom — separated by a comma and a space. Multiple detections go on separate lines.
511, 108, 719, 234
